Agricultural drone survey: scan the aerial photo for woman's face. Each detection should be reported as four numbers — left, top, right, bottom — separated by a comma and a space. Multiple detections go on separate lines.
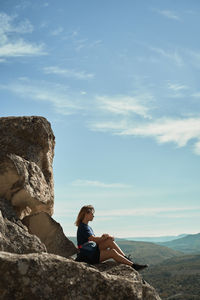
87, 210, 94, 221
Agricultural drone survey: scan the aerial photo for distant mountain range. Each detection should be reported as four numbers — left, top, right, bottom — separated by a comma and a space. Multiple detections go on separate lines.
124, 234, 187, 243
159, 233, 200, 254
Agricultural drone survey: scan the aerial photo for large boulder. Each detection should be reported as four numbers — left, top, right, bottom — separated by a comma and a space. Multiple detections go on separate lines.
0, 252, 161, 300
0, 116, 55, 219
0, 198, 46, 254
0, 116, 161, 299
22, 212, 78, 258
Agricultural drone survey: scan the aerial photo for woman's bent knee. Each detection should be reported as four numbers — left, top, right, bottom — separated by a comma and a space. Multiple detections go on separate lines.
98, 239, 113, 250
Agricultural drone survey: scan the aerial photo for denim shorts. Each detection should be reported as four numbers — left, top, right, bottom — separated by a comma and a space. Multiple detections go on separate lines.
76, 244, 100, 264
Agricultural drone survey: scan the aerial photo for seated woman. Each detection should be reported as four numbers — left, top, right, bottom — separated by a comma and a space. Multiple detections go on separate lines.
75, 205, 148, 271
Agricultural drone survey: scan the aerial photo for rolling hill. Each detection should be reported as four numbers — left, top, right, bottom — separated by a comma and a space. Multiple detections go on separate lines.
115, 239, 182, 265
159, 233, 200, 254
143, 254, 200, 299
125, 234, 187, 243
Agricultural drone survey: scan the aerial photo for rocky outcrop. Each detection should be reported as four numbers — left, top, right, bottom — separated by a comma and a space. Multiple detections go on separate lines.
0, 116, 55, 219
0, 197, 46, 254
0, 116, 77, 259
0, 252, 161, 300
0, 116, 161, 300
22, 212, 78, 257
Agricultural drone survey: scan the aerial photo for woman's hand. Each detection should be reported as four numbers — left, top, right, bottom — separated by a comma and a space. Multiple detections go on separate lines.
101, 234, 114, 241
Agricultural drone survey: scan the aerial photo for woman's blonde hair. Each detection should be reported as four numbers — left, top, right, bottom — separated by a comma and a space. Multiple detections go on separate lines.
75, 205, 95, 226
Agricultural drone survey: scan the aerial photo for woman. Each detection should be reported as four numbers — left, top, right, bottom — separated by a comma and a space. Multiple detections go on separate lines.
75, 205, 148, 271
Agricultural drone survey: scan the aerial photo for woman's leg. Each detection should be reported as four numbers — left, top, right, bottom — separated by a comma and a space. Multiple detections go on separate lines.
100, 248, 132, 265
98, 239, 125, 256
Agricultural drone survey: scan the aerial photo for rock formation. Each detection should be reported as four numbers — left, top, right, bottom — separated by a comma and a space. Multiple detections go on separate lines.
0, 116, 55, 219
0, 116, 161, 300
22, 212, 78, 258
0, 252, 160, 300
0, 197, 46, 254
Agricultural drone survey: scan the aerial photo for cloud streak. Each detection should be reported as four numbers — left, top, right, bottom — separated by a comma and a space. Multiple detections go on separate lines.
167, 82, 189, 91
0, 12, 45, 58
90, 117, 200, 155
50, 27, 64, 36
71, 179, 131, 189
96, 95, 152, 119
0, 40, 45, 57
150, 46, 183, 66
53, 204, 200, 218
96, 206, 200, 217
121, 118, 200, 147
156, 9, 181, 21
43, 66, 94, 80
0, 80, 83, 115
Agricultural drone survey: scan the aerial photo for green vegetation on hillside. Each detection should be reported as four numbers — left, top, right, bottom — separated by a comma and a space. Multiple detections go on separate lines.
143, 255, 200, 299
116, 239, 182, 265
159, 233, 200, 254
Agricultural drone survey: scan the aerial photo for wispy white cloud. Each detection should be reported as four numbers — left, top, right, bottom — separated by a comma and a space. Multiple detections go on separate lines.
155, 9, 181, 21
75, 38, 88, 51
121, 117, 200, 147
89, 120, 128, 134
193, 140, 200, 155
167, 82, 189, 91
74, 37, 102, 52
0, 40, 45, 57
50, 26, 64, 36
0, 79, 83, 115
150, 46, 183, 66
97, 206, 200, 217
15, 1, 31, 11
0, 12, 45, 58
192, 92, 200, 98
187, 49, 200, 68
163, 211, 200, 219
0, 13, 32, 43
71, 179, 131, 189
90, 117, 200, 155
96, 95, 152, 119
166, 82, 190, 98
43, 66, 94, 80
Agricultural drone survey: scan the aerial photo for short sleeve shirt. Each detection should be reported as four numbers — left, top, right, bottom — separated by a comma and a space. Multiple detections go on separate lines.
77, 222, 95, 246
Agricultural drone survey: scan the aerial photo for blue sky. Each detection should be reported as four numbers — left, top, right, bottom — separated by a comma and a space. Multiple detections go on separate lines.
1, 0, 200, 238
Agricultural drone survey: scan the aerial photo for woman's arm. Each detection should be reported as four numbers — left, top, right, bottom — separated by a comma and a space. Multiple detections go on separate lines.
88, 234, 114, 243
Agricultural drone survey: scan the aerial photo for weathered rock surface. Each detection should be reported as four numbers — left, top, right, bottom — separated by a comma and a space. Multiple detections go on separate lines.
0, 116, 161, 300
0, 198, 46, 254
0, 116, 55, 219
22, 212, 78, 257
0, 252, 161, 300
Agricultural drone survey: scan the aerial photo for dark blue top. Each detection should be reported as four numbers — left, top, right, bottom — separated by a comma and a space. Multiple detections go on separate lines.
77, 222, 95, 245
